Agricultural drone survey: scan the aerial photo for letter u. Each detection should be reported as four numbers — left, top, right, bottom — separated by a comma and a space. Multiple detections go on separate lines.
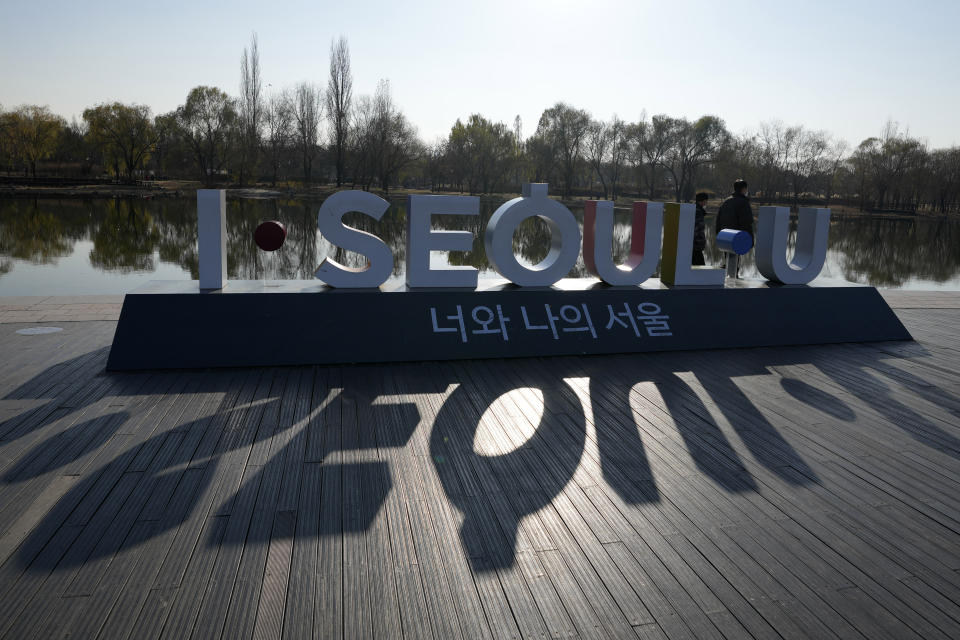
756, 206, 831, 285
583, 201, 662, 286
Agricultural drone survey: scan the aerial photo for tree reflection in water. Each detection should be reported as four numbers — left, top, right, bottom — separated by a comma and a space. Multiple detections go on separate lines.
0, 196, 959, 289
0, 199, 78, 264
89, 199, 161, 272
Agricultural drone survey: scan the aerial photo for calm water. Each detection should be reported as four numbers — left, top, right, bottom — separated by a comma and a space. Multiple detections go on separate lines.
1, 196, 959, 296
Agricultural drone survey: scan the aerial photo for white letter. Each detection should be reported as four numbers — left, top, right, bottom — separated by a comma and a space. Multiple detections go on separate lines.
315, 190, 393, 288
198, 189, 227, 290
406, 195, 479, 288
483, 183, 580, 287
583, 200, 662, 286
660, 202, 724, 286
756, 206, 830, 285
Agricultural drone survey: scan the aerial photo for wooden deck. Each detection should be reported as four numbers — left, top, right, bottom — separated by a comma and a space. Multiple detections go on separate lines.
0, 290, 959, 639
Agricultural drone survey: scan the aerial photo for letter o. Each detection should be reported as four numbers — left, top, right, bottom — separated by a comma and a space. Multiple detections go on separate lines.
483, 184, 581, 287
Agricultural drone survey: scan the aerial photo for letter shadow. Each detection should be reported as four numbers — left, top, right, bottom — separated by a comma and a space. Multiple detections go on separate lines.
0, 347, 114, 441
780, 378, 856, 422
580, 361, 660, 504
653, 374, 758, 493
12, 336, 922, 580
690, 369, 820, 485
430, 359, 587, 571
3, 410, 129, 482
216, 368, 419, 547
812, 350, 960, 458
9, 364, 426, 571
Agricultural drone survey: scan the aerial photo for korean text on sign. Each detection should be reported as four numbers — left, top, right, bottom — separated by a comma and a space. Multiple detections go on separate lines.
520, 303, 597, 339
604, 302, 672, 337
430, 305, 511, 342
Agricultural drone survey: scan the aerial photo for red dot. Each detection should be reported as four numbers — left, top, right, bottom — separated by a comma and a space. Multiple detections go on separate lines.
254, 220, 287, 252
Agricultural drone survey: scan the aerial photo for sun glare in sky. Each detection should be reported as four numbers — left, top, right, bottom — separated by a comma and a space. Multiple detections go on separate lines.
1, 0, 958, 148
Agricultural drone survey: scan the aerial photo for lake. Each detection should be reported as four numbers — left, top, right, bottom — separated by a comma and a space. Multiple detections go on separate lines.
2, 195, 959, 296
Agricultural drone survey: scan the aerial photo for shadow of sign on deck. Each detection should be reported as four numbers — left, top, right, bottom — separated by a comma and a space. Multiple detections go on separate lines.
2, 338, 956, 578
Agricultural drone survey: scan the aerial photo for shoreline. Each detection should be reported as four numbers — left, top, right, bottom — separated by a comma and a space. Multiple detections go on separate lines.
0, 182, 953, 217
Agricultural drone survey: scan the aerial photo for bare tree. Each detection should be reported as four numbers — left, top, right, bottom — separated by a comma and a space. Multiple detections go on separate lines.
370, 80, 420, 195
785, 127, 830, 207
852, 121, 925, 210
928, 147, 960, 213
445, 118, 470, 191
264, 92, 293, 186
348, 94, 376, 189
175, 86, 237, 183
445, 114, 514, 194
585, 119, 610, 198
526, 130, 557, 184
711, 130, 761, 196
823, 137, 849, 207
425, 137, 447, 191
513, 114, 524, 187
325, 36, 353, 187
667, 115, 728, 202
292, 82, 322, 185
535, 102, 591, 199
607, 116, 628, 199
238, 32, 263, 185
346, 83, 419, 194
755, 120, 793, 201
632, 113, 675, 199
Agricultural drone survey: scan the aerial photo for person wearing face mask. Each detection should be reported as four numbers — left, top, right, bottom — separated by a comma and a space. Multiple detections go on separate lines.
715, 178, 754, 276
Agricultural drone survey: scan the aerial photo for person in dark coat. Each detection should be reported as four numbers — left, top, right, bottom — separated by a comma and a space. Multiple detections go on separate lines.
715, 178, 754, 239
693, 192, 708, 265
715, 179, 754, 276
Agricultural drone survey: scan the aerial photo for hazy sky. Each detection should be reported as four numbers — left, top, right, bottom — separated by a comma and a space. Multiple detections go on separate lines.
2, 0, 958, 148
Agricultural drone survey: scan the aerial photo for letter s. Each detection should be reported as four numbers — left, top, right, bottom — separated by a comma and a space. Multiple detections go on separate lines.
315, 190, 393, 288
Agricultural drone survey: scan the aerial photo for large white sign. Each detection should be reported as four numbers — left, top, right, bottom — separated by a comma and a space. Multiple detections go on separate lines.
197, 185, 831, 290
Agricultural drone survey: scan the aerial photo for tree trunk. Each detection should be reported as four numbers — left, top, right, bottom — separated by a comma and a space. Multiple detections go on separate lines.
336, 144, 344, 187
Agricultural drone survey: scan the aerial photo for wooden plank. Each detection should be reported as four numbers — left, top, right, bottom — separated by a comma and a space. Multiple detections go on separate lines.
222, 375, 295, 640
0, 474, 77, 566
252, 509, 296, 640
354, 371, 405, 640
0, 371, 149, 531
540, 370, 847, 640
386, 365, 501, 640
0, 524, 84, 638
95, 465, 211, 640
152, 515, 229, 640
274, 367, 314, 512
283, 462, 322, 640
517, 360, 809, 639
192, 463, 268, 639
151, 369, 261, 590
49, 520, 158, 639
313, 373, 344, 640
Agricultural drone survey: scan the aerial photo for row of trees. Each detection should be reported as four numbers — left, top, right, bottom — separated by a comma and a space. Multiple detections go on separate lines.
1, 35, 959, 213
426, 109, 960, 213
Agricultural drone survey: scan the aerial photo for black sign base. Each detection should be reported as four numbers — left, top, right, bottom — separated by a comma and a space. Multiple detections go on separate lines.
105, 279, 913, 371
